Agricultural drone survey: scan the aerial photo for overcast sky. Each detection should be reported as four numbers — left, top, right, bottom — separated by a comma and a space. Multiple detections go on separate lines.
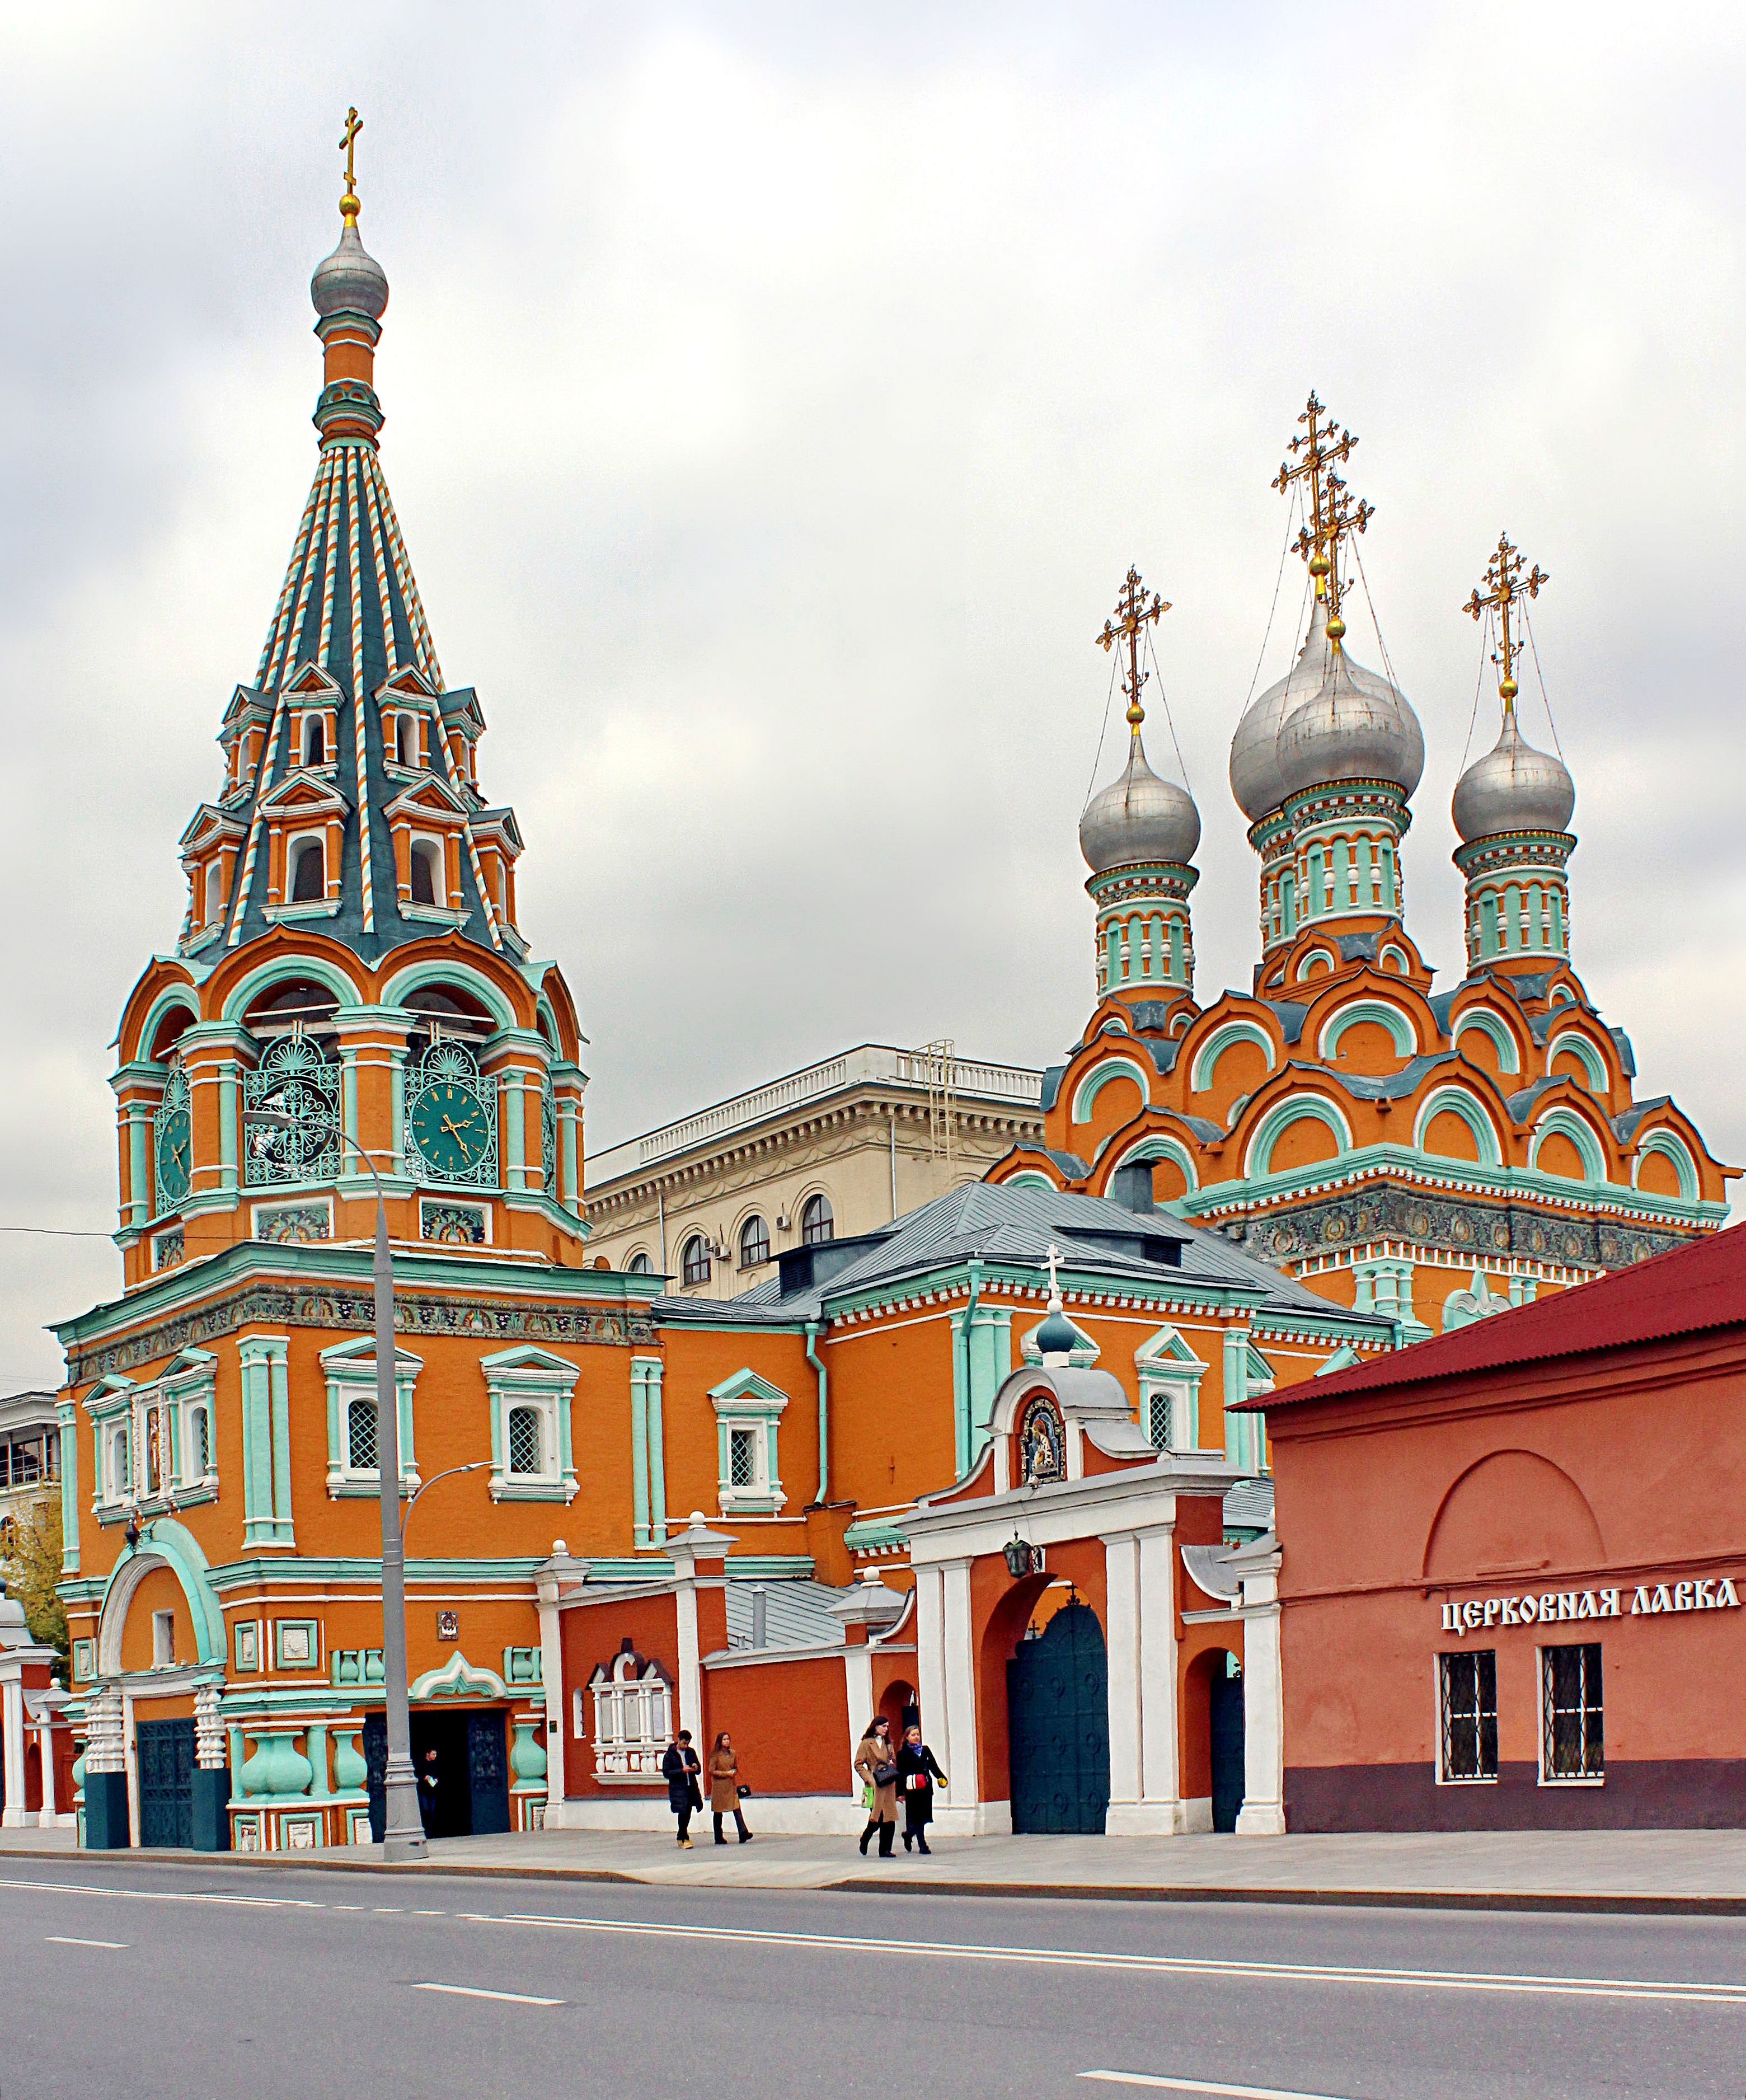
2, 2, 1742, 1390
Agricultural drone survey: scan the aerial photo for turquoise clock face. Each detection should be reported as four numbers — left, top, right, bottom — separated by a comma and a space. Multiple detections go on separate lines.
411, 1080, 491, 1182
156, 1108, 191, 1210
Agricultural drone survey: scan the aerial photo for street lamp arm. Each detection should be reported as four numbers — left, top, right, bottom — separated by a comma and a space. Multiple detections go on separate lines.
401, 1460, 492, 1548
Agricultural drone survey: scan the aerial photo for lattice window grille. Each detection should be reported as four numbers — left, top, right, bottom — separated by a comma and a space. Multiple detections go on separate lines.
1542, 1642, 1604, 1780
243, 1033, 342, 1187
346, 1396, 378, 1473
541, 1076, 557, 1189
507, 1405, 543, 1476
729, 1427, 757, 1488
402, 1040, 499, 1188
1438, 1649, 1498, 1780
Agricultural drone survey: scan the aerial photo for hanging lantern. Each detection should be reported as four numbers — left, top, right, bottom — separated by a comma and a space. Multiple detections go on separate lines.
1003, 1532, 1032, 1580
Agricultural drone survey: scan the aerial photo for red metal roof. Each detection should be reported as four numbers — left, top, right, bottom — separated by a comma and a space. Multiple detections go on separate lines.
1242, 1222, 1746, 1412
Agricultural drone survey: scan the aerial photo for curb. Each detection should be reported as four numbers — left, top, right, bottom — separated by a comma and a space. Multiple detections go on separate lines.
3, 1846, 1742, 1915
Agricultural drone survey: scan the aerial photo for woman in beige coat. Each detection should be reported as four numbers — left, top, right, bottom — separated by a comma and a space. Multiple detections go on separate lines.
708, 1731, 752, 1845
854, 1717, 899, 1858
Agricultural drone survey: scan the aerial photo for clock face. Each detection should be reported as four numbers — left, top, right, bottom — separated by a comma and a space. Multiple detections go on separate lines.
410, 1081, 492, 1183
156, 1108, 192, 1210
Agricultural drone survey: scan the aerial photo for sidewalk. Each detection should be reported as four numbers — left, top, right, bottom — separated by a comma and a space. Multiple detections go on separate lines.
7, 1821, 1746, 1912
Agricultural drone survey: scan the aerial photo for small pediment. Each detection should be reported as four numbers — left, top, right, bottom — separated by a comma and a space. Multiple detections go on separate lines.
318, 1334, 424, 1376
257, 771, 352, 820
179, 803, 249, 855
220, 685, 272, 731
708, 1367, 790, 1407
1135, 1325, 1207, 1376
439, 686, 487, 734
471, 806, 524, 856
377, 664, 438, 703
281, 660, 344, 702
384, 774, 472, 824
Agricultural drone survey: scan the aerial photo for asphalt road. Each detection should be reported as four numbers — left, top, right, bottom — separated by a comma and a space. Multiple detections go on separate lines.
1, 1859, 1741, 2099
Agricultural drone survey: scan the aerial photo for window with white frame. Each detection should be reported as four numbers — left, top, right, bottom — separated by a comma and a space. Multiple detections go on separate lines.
681, 1234, 711, 1286
204, 861, 224, 925
1541, 1643, 1604, 1782
583, 1643, 673, 1781
346, 1396, 378, 1473
289, 836, 325, 902
410, 838, 443, 906
480, 1346, 578, 1503
87, 1349, 218, 1516
320, 1336, 421, 1498
626, 1251, 653, 1275
1134, 1325, 1207, 1451
104, 1419, 132, 1502
708, 1367, 789, 1516
1438, 1649, 1498, 1782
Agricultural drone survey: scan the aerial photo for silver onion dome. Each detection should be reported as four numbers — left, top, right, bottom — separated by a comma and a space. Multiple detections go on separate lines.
311, 221, 389, 322
1079, 728, 1201, 873
1229, 596, 1335, 822
1274, 627, 1424, 802
1452, 709, 1575, 842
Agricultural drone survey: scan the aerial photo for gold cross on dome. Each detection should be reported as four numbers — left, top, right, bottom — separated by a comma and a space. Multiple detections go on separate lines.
339, 106, 364, 223
1096, 566, 1170, 727
1463, 532, 1549, 711
1273, 391, 1373, 644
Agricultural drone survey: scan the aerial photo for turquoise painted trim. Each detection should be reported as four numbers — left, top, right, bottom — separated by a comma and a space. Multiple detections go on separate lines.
219, 954, 365, 1024
1636, 1128, 1700, 1201
505, 1073, 526, 1191
1189, 1019, 1276, 1094
1068, 1057, 1152, 1125
219, 1065, 238, 1192
1412, 1085, 1504, 1169
269, 1340, 294, 1546
1546, 1029, 1608, 1092
205, 1555, 548, 1588
645, 1357, 667, 1547
236, 1334, 281, 1548
127, 1113, 149, 1230
805, 1321, 830, 1504
1451, 1006, 1522, 1074
130, 986, 200, 1067
630, 1370, 650, 1549
1243, 1094, 1352, 1179
1317, 998, 1417, 1060
378, 957, 517, 1030
115, 1517, 227, 1663
57, 1400, 80, 1573
561, 1104, 579, 1212
1529, 1105, 1608, 1183
1110, 1132, 1200, 1194
1003, 1171, 1057, 1191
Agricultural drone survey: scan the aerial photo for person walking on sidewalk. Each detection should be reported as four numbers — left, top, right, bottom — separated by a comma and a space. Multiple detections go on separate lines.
897, 1723, 947, 1854
663, 1728, 703, 1848
709, 1731, 753, 1844
855, 1717, 899, 1857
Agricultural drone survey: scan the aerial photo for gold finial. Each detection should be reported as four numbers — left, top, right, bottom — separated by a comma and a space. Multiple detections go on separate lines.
339, 106, 364, 225
1463, 532, 1548, 712
1273, 391, 1373, 647
1096, 566, 1170, 726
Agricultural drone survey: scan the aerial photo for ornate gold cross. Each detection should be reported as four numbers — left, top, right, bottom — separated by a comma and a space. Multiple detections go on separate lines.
1274, 391, 1372, 643
340, 106, 364, 223
1463, 532, 1548, 709
1096, 566, 1170, 727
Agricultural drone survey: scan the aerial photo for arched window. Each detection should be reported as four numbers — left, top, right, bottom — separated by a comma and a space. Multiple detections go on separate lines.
289, 838, 325, 903
346, 1396, 378, 1473
626, 1251, 653, 1275
800, 1194, 834, 1246
410, 840, 441, 907
189, 1405, 210, 1478
682, 1234, 711, 1286
204, 861, 223, 925
303, 717, 325, 767
739, 1215, 769, 1269
396, 714, 417, 767
507, 1405, 543, 1476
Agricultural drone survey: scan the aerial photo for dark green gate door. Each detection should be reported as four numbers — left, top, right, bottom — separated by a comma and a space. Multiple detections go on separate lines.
1210, 1670, 1246, 1832
137, 1718, 195, 1848
467, 1710, 511, 1836
1007, 1601, 1109, 1834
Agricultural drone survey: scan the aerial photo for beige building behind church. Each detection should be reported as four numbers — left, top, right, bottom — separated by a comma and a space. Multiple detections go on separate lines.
583, 1044, 1044, 1297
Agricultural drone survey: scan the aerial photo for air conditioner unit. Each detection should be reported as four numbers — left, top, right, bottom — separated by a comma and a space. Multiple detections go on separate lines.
776, 1213, 790, 1231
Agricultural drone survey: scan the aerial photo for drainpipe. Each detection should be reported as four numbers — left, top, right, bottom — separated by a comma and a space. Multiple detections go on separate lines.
955, 1258, 983, 1473
806, 1320, 829, 1504
657, 1187, 667, 1274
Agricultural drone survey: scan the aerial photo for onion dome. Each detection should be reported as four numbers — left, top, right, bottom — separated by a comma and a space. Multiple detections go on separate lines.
1275, 628, 1424, 801
1035, 1302, 1079, 1366
1452, 709, 1575, 842
311, 220, 389, 322
1229, 596, 1335, 821
1079, 728, 1201, 873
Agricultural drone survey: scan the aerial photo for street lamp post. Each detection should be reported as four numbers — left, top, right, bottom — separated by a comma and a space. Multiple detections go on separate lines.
243, 1111, 426, 1860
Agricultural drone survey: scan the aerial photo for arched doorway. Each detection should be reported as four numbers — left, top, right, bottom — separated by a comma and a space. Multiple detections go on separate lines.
1185, 1647, 1245, 1832
1006, 1601, 1109, 1834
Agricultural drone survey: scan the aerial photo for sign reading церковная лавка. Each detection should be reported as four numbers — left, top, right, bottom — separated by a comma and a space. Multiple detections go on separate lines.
1438, 1575, 1742, 1636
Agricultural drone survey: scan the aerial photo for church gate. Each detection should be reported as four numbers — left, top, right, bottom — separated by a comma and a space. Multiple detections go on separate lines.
1006, 1601, 1110, 1834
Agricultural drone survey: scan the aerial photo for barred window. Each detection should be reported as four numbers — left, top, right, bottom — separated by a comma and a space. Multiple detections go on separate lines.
1542, 1643, 1604, 1781
346, 1396, 378, 1473
1438, 1649, 1497, 1781
508, 1405, 543, 1476
682, 1235, 711, 1286
729, 1427, 757, 1489
190, 1406, 210, 1478
800, 1194, 833, 1246
1147, 1390, 1172, 1450
739, 1215, 769, 1269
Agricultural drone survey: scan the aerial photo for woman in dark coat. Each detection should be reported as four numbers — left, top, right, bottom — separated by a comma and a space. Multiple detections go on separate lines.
896, 1723, 947, 1854
854, 1717, 899, 1857
661, 1728, 702, 1848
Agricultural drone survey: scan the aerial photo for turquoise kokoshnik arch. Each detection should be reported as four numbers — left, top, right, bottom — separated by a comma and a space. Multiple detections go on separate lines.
95, 1518, 227, 1675
1188, 1019, 1276, 1095
1545, 1029, 1609, 1093
1635, 1128, 1701, 1201
1068, 1057, 1152, 1126
1528, 1105, 1608, 1184
219, 951, 367, 1023
1412, 1086, 1504, 1168
1242, 1094, 1352, 1180
133, 984, 202, 1062
1316, 999, 1418, 1061
1451, 1006, 1522, 1074
380, 955, 520, 1031
1107, 1133, 1200, 1195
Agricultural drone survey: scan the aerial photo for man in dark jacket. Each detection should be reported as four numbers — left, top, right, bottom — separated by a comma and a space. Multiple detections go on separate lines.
661, 1728, 703, 1848
896, 1724, 947, 1855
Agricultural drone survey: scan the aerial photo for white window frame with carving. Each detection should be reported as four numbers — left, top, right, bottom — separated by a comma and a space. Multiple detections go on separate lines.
318, 1336, 421, 1498
83, 1351, 219, 1521
1135, 1325, 1208, 1451
708, 1367, 790, 1516
580, 1642, 673, 1783
480, 1346, 579, 1503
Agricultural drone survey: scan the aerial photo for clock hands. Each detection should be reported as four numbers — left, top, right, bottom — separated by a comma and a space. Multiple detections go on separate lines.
439, 1114, 476, 1160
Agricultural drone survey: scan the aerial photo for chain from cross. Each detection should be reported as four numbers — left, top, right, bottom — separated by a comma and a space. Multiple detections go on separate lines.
1462, 531, 1548, 709
1096, 565, 1171, 727
339, 107, 364, 219
1273, 391, 1372, 640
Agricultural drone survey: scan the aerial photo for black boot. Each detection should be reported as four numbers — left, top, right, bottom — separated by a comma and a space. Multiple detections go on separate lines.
902, 1831, 913, 1852
917, 1836, 931, 1854
878, 1822, 895, 1858
859, 1820, 875, 1855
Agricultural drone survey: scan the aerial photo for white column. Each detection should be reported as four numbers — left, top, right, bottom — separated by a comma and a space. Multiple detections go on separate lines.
123, 1690, 139, 1845
0, 1677, 25, 1828
914, 1564, 949, 1756
1102, 1533, 1142, 1827
1137, 1525, 1182, 1825
675, 1580, 702, 1743
38, 1723, 57, 1822
1235, 1563, 1287, 1836
940, 1558, 980, 1823
843, 1644, 874, 1789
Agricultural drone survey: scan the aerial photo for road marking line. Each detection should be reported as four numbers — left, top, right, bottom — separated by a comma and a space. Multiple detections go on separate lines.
373, 1906, 402, 1913
456, 1912, 1746, 2008
45, 1935, 128, 1949
412, 1909, 446, 1916
412, 1983, 564, 2007
1082, 2075, 1357, 2099
0, 1878, 324, 1911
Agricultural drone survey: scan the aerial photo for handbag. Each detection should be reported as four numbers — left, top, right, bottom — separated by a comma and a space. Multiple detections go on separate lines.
872, 1759, 899, 1787
736, 1783, 752, 1799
